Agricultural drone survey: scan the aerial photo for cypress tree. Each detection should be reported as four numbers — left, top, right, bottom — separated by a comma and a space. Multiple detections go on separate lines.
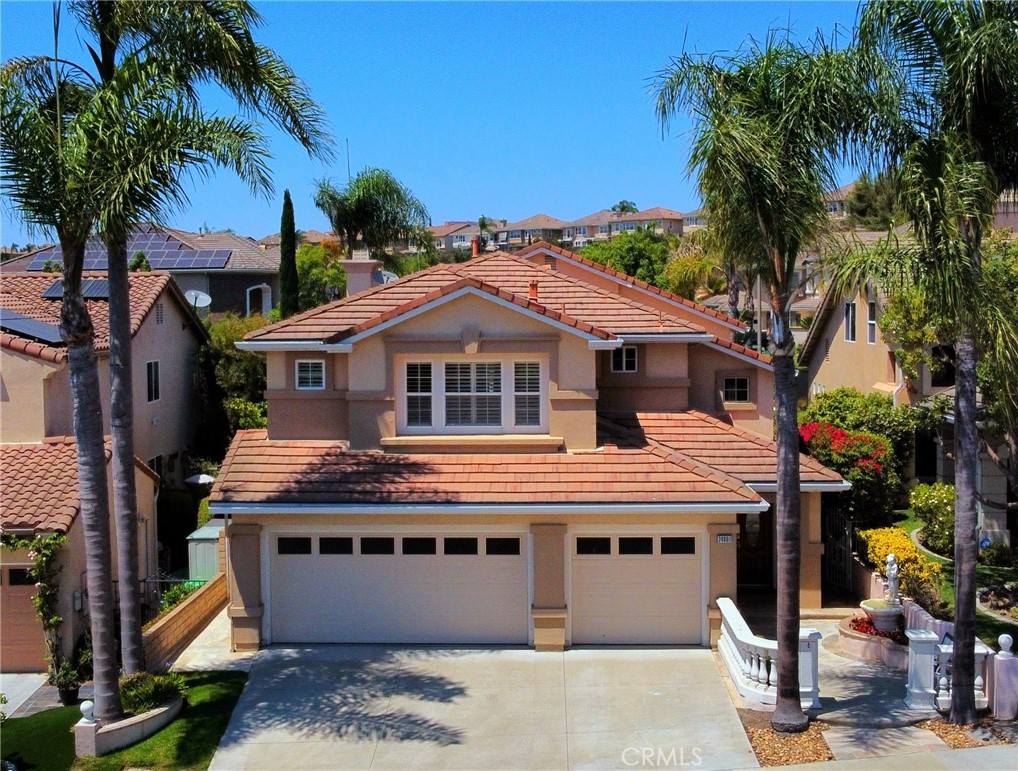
279, 189, 298, 317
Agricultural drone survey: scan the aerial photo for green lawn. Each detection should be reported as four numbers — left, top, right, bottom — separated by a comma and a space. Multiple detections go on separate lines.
0, 671, 246, 771
891, 510, 1018, 646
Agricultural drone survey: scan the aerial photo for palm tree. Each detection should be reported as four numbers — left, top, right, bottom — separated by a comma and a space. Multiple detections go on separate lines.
477, 215, 494, 250
314, 167, 430, 273
611, 200, 638, 214
2, 49, 271, 720
660, 227, 761, 318
656, 31, 877, 732
56, 0, 330, 673
857, 0, 1018, 724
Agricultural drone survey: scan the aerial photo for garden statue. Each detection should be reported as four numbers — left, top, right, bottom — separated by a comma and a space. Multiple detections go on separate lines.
885, 553, 901, 606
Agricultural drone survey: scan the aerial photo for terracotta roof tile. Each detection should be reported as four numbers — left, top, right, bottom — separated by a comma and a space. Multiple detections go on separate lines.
0, 272, 204, 360
210, 429, 762, 507
0, 437, 158, 534
514, 241, 747, 331
246, 253, 706, 343
599, 411, 843, 485
497, 214, 570, 231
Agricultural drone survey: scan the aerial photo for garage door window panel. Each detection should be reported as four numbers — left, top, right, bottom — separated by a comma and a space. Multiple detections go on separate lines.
486, 537, 521, 555
403, 537, 437, 555
361, 537, 395, 555
278, 537, 311, 555
319, 537, 353, 555
661, 536, 696, 555
7, 568, 33, 585
619, 536, 654, 555
576, 537, 612, 555
444, 537, 478, 555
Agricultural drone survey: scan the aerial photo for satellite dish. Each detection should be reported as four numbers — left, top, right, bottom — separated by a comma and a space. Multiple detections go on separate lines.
380, 271, 399, 284
185, 289, 212, 309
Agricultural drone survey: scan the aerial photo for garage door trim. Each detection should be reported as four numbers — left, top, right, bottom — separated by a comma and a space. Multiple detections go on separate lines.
566, 525, 709, 646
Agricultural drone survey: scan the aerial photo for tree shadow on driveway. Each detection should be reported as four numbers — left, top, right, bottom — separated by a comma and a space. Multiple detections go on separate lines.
217, 646, 467, 748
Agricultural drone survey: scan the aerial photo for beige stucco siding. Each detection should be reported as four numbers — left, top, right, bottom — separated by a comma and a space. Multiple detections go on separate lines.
0, 350, 61, 441
596, 343, 690, 412
687, 345, 775, 435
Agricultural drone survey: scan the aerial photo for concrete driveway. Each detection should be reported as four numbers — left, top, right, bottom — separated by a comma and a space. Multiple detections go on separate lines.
209, 646, 757, 771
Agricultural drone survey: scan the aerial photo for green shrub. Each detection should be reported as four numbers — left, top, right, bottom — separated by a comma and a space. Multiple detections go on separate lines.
225, 397, 267, 431
910, 482, 955, 555
197, 498, 212, 528
980, 541, 1016, 567
1010, 606, 1018, 621
160, 581, 201, 613
119, 672, 185, 715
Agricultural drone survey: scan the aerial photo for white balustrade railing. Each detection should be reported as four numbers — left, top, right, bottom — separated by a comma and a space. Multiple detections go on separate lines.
716, 597, 822, 709
905, 629, 995, 711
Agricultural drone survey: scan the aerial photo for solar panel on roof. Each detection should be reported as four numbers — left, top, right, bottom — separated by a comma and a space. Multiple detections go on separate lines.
42, 279, 63, 299
39, 278, 109, 299
0, 308, 63, 345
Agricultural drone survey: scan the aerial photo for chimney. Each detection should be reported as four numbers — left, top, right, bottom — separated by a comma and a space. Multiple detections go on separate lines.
529, 280, 538, 300
472, 235, 479, 257
338, 257, 384, 297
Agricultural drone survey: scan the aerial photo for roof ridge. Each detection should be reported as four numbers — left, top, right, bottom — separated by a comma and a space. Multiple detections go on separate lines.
519, 242, 746, 329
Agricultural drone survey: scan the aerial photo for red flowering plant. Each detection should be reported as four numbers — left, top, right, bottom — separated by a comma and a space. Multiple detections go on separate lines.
799, 422, 900, 522
849, 614, 908, 646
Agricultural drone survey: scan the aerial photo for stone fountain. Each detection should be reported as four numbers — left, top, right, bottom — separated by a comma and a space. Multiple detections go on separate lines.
860, 554, 905, 632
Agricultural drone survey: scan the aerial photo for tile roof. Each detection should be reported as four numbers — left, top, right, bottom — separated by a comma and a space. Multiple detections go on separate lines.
430, 222, 473, 238
634, 207, 685, 220
165, 228, 280, 271
685, 207, 706, 219
0, 437, 159, 534
568, 209, 616, 227
514, 241, 748, 332
599, 411, 844, 485
258, 229, 340, 247
824, 182, 856, 202
211, 429, 762, 507
497, 214, 569, 231
0, 272, 204, 362
246, 252, 707, 343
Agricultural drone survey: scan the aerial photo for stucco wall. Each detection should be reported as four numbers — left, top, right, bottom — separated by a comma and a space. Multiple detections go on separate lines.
0, 349, 59, 442
596, 343, 690, 412
687, 345, 775, 435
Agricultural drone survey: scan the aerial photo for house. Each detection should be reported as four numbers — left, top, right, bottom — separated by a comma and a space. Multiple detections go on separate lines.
560, 208, 685, 248
0, 272, 206, 486
428, 222, 473, 252
210, 242, 847, 653
824, 183, 856, 220
256, 229, 335, 249
493, 214, 569, 250
0, 437, 159, 672
684, 207, 708, 231
4, 224, 281, 316
800, 275, 1013, 545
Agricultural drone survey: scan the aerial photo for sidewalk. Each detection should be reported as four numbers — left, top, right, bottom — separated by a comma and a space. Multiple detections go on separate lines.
170, 607, 256, 672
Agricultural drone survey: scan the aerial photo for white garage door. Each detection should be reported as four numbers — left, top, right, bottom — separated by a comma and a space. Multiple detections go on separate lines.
270, 532, 529, 644
571, 533, 702, 645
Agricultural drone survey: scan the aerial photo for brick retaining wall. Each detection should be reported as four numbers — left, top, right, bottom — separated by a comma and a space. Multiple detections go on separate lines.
143, 572, 227, 671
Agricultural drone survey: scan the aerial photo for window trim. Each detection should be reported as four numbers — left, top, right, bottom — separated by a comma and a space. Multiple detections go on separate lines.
716, 369, 756, 411
396, 355, 548, 435
844, 301, 857, 343
722, 376, 751, 404
610, 345, 638, 373
295, 359, 326, 391
867, 301, 877, 345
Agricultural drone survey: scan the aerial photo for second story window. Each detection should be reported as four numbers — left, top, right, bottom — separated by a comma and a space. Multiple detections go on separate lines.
296, 360, 326, 390
564, 228, 574, 239
400, 358, 545, 433
576, 226, 587, 236
146, 361, 160, 402
867, 301, 877, 344
598, 224, 609, 234
844, 302, 857, 342
611, 346, 638, 373
723, 376, 750, 403
510, 230, 521, 240
445, 362, 501, 426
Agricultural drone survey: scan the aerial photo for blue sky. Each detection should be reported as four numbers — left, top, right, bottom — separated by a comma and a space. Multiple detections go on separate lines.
1, 1, 861, 246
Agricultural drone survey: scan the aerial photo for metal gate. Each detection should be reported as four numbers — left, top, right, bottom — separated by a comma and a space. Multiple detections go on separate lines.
823, 506, 853, 590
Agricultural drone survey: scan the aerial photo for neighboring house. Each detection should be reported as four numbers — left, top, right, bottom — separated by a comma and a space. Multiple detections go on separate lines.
0, 272, 206, 485
683, 207, 707, 231
561, 208, 685, 248
493, 214, 569, 250
211, 242, 847, 653
0, 437, 159, 672
824, 182, 855, 220
428, 222, 473, 252
800, 278, 1013, 545
257, 229, 335, 249
4, 224, 281, 316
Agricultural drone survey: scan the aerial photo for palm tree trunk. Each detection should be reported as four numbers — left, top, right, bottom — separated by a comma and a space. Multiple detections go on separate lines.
61, 257, 124, 722
107, 230, 145, 674
727, 268, 741, 319
949, 325, 979, 724
770, 305, 808, 733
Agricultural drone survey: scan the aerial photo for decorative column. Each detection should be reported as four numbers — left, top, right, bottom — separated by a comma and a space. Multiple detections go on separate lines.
226, 523, 263, 651
992, 634, 1017, 720
904, 629, 939, 710
530, 524, 567, 651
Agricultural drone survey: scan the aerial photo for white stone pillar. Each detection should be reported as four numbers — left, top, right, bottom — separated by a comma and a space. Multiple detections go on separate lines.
905, 629, 939, 710
992, 634, 1017, 720
798, 629, 822, 709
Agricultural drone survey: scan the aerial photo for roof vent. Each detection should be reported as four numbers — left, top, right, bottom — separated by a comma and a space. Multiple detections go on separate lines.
529, 280, 538, 300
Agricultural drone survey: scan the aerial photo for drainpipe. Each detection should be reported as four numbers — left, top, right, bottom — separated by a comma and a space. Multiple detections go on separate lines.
892, 366, 907, 407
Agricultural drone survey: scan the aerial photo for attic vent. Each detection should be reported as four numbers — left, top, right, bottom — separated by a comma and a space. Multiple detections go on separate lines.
546, 256, 557, 271
824, 338, 831, 362
155, 301, 164, 325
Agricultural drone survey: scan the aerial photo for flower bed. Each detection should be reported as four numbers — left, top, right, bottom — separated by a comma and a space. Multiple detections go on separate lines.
837, 615, 908, 670
850, 614, 908, 646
